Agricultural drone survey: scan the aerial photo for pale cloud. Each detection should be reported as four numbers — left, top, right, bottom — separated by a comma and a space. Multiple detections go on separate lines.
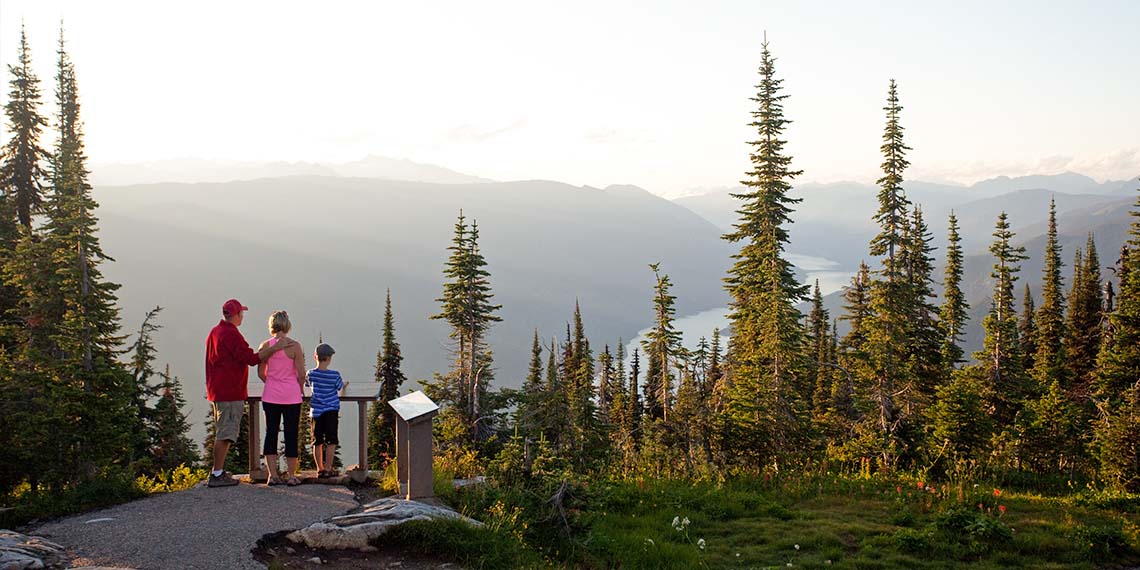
584, 128, 654, 145
446, 118, 529, 143
908, 148, 1140, 186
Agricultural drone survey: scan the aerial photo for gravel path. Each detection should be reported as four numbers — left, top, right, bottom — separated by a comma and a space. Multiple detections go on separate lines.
31, 482, 358, 570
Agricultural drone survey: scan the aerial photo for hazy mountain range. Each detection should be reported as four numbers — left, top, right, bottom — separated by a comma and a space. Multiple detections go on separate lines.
674, 171, 1138, 352
94, 172, 733, 440
91, 155, 492, 187
89, 158, 1136, 445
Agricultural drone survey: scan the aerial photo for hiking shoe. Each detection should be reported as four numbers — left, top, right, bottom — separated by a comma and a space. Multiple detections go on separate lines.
207, 471, 239, 487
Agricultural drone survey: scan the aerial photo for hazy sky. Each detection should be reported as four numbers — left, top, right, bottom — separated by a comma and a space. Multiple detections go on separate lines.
2, 0, 1138, 196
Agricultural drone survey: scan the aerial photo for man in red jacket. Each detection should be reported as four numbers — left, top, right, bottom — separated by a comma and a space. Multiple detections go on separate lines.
205, 298, 294, 487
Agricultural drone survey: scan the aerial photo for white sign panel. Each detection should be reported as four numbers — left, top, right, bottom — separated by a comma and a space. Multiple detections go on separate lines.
388, 390, 440, 421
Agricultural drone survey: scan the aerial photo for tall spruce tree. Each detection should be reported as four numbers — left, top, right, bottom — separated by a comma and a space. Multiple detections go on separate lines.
1032, 196, 1068, 388
598, 344, 614, 423
1066, 235, 1103, 393
940, 211, 969, 367
428, 213, 502, 440
862, 79, 915, 466
609, 340, 628, 428
0, 24, 50, 232
127, 306, 164, 470
44, 29, 132, 480
975, 212, 1030, 429
517, 329, 545, 437
368, 290, 406, 468
807, 280, 832, 426
628, 347, 642, 439
642, 263, 680, 422
567, 301, 597, 452
1019, 285, 1037, 374
721, 39, 808, 467
150, 365, 199, 471
902, 205, 943, 407
1093, 186, 1140, 490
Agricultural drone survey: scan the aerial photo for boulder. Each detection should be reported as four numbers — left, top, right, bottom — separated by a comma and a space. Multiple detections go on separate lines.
287, 498, 482, 550
0, 530, 66, 570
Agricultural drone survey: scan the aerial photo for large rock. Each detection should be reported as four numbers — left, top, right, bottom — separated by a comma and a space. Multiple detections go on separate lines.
0, 530, 66, 569
287, 498, 482, 550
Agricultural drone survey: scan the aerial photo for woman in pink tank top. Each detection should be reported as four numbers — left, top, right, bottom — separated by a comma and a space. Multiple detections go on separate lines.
257, 310, 306, 486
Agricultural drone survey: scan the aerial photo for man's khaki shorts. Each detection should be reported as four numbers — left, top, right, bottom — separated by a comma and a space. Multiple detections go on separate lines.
212, 400, 245, 443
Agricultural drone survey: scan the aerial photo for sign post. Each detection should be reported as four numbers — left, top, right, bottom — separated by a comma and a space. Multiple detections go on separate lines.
387, 391, 440, 500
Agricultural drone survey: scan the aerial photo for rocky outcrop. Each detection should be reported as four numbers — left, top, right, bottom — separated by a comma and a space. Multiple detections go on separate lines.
0, 530, 66, 570
286, 498, 482, 550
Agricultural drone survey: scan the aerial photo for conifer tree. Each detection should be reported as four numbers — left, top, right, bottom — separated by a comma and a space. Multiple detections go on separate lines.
127, 307, 164, 470
642, 263, 681, 422
610, 340, 627, 424
43, 29, 132, 478
598, 344, 614, 422
368, 290, 406, 468
542, 337, 569, 446
1066, 235, 1103, 392
428, 213, 502, 440
976, 212, 1030, 429
628, 347, 642, 438
902, 205, 943, 405
862, 80, 915, 466
927, 369, 991, 461
721, 39, 808, 467
1093, 186, 1140, 490
516, 329, 544, 437
150, 365, 199, 471
1032, 196, 1068, 387
940, 212, 969, 367
1019, 285, 1037, 373
673, 356, 701, 471
807, 280, 832, 426
566, 301, 597, 451
0, 24, 50, 232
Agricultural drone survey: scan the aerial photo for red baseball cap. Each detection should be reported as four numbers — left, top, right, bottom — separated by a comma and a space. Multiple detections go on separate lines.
222, 299, 249, 317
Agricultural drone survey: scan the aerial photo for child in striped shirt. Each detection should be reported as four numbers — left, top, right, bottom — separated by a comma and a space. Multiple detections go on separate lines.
306, 343, 347, 478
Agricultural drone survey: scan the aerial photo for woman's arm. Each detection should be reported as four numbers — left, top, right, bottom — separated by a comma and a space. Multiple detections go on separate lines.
290, 342, 306, 387
257, 340, 269, 382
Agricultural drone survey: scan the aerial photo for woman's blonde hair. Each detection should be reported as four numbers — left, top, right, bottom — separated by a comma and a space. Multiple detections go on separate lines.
268, 310, 291, 334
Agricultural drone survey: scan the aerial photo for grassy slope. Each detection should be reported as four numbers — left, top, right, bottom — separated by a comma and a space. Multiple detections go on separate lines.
387, 473, 1140, 570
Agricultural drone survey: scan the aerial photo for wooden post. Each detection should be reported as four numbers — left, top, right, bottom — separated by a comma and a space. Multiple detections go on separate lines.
358, 400, 369, 478
247, 398, 265, 482
395, 416, 408, 494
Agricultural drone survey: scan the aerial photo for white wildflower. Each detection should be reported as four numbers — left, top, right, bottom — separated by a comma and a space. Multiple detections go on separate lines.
794, 544, 800, 551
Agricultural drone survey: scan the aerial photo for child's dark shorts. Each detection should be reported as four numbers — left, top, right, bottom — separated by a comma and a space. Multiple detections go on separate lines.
312, 410, 339, 446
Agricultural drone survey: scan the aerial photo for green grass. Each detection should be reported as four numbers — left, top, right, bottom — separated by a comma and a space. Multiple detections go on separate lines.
427, 473, 1140, 569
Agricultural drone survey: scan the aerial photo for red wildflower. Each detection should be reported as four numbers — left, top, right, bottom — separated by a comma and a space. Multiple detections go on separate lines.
998, 505, 1007, 515
916, 481, 925, 490
993, 488, 1002, 497
896, 486, 902, 494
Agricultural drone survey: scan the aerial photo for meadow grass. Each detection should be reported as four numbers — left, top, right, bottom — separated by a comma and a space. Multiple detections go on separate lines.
400, 471, 1140, 569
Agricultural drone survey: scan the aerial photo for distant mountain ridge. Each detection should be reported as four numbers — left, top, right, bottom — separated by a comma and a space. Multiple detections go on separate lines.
90, 155, 493, 186
674, 172, 1137, 263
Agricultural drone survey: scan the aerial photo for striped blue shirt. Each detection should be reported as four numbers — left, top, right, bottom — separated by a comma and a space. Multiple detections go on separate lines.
306, 368, 344, 417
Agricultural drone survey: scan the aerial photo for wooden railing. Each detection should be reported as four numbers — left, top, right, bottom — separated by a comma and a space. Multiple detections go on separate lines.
244, 392, 379, 482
